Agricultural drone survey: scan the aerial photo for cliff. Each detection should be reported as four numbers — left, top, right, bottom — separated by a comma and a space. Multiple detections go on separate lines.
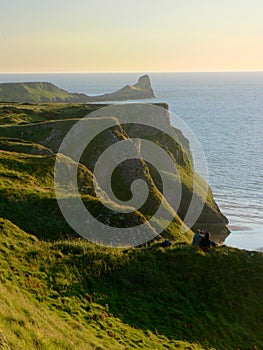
3, 102, 263, 349
0, 75, 155, 103
0, 102, 228, 243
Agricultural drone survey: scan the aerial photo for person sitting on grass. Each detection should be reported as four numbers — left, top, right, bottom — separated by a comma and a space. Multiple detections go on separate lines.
199, 231, 216, 252
192, 229, 204, 246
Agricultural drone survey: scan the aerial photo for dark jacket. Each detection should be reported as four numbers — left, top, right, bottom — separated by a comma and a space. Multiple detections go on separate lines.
199, 236, 216, 251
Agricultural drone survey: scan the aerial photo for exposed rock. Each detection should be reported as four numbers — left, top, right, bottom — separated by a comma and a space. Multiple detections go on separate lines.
86, 75, 155, 101
0, 103, 229, 240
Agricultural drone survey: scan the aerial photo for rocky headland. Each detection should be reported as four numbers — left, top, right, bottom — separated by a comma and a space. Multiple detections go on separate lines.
0, 75, 155, 103
1, 101, 263, 350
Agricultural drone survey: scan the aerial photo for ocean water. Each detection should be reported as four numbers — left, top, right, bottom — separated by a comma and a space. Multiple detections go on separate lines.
1, 72, 262, 250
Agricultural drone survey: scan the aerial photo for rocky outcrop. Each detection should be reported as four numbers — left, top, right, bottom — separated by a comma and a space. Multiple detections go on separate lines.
86, 75, 155, 101
0, 75, 155, 103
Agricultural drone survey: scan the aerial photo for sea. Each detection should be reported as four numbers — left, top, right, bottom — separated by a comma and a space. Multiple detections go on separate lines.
1, 72, 262, 251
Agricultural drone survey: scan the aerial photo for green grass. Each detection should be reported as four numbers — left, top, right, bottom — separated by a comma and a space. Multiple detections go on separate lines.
1, 102, 261, 349
0, 148, 170, 243
0, 218, 204, 349
0, 102, 229, 240
0, 82, 90, 104
0, 138, 53, 155
0, 218, 263, 349
0, 103, 107, 125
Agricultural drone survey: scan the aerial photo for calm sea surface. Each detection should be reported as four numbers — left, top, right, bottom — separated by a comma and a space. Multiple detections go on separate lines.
1, 72, 262, 250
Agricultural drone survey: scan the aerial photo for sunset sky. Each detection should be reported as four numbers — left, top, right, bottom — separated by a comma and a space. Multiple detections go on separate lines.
1, 0, 263, 73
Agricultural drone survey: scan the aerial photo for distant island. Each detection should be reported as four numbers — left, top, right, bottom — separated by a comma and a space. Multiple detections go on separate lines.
0, 74, 155, 103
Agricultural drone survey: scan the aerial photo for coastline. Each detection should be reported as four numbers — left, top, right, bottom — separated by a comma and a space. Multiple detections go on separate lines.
224, 224, 263, 251
0, 72, 262, 251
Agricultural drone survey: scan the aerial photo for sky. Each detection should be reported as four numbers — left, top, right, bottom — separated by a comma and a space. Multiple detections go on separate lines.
1, 0, 263, 73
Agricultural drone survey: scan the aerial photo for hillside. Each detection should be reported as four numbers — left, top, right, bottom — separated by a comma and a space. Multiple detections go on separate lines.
0, 75, 155, 103
0, 82, 89, 104
1, 218, 263, 349
0, 103, 229, 243
1, 103, 262, 349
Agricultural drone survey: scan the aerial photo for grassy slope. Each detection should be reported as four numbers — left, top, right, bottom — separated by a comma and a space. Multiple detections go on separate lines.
0, 148, 71, 240
1, 218, 263, 350
0, 83, 89, 103
0, 103, 228, 240
0, 103, 107, 125
0, 144, 197, 349
1, 103, 262, 349
0, 219, 202, 350
0, 146, 160, 242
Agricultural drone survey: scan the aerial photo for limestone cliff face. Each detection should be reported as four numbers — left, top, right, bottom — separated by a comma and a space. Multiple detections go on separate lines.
0, 103, 229, 241
0, 75, 155, 103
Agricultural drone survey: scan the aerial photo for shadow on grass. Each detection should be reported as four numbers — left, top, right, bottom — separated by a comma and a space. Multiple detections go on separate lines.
1, 193, 262, 348
0, 195, 77, 241
48, 244, 263, 350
